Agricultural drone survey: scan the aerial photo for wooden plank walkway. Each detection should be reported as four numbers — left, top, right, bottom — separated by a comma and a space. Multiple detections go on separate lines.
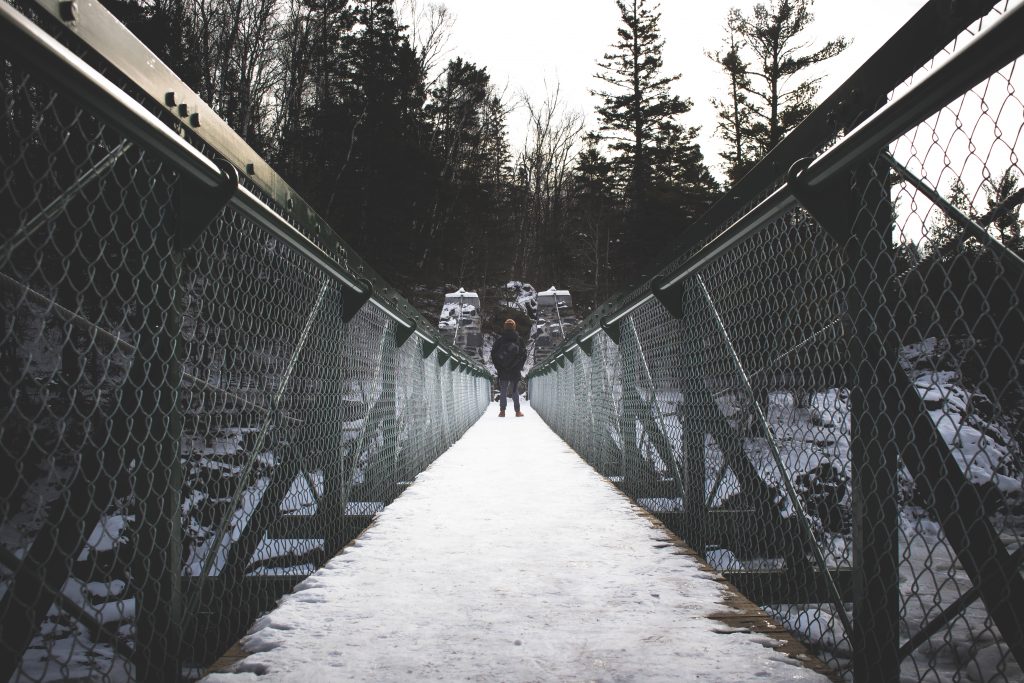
204, 405, 836, 682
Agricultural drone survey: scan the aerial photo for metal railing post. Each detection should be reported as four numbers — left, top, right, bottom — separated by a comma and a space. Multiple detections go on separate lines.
131, 196, 186, 683
323, 317, 352, 557
677, 284, 707, 555
844, 162, 902, 683
789, 157, 901, 683
370, 322, 399, 503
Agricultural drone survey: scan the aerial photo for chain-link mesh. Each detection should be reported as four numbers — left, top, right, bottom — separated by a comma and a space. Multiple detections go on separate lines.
0, 8, 490, 681
532, 3, 1024, 682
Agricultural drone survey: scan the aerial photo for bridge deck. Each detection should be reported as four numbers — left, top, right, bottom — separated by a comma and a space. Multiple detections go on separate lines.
204, 405, 832, 682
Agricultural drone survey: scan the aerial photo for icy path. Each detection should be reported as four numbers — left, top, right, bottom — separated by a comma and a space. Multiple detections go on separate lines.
204, 404, 830, 683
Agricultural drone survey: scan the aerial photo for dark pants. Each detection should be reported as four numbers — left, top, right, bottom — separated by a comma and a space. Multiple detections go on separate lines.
498, 378, 520, 411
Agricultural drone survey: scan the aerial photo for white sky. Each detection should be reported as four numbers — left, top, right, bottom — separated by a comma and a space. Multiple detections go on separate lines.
421, 0, 925, 179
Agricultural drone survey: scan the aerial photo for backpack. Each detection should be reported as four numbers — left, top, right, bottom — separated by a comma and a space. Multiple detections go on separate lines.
493, 338, 521, 371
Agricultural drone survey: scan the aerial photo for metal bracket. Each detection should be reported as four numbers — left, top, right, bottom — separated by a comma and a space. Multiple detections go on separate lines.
578, 337, 594, 356
341, 279, 373, 323
419, 337, 438, 359
650, 275, 685, 318
176, 159, 238, 249
436, 349, 450, 367
395, 321, 416, 348
786, 157, 853, 244
600, 315, 621, 345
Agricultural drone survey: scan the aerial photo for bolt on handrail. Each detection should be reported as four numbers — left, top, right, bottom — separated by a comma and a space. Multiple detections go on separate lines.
0, 0, 491, 378
530, 0, 1023, 376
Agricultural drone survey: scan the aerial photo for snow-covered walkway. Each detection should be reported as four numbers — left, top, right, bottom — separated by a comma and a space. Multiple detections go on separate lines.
204, 404, 831, 682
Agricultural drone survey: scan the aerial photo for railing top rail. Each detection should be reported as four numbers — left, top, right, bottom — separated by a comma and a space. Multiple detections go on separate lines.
530, 0, 1019, 377
2, 0, 491, 377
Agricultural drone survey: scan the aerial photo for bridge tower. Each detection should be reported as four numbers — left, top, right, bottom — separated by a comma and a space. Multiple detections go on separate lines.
438, 288, 484, 361
531, 287, 577, 362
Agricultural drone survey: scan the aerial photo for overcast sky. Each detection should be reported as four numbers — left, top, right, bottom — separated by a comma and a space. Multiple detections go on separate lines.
412, 0, 926, 179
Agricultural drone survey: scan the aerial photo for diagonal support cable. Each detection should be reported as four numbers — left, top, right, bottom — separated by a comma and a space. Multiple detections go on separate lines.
694, 273, 855, 639
622, 317, 687, 507
185, 276, 331, 595
2, 141, 133, 260
881, 151, 1024, 277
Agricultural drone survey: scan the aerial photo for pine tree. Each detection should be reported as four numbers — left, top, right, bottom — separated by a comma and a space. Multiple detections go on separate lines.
271, 0, 357, 210
708, 30, 757, 183
985, 168, 1023, 255
928, 179, 976, 259
718, 0, 847, 160
592, 0, 715, 277
571, 134, 621, 304
593, 1, 689, 208
421, 58, 498, 275
426, 59, 490, 171
472, 91, 514, 287
335, 0, 428, 269
651, 121, 720, 227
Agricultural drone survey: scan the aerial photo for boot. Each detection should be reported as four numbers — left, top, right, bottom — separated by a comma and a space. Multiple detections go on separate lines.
498, 409, 506, 417
515, 410, 524, 417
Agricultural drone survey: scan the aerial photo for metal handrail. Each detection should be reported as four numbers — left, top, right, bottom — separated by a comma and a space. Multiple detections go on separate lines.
0, 0, 491, 377
530, 0, 1024, 376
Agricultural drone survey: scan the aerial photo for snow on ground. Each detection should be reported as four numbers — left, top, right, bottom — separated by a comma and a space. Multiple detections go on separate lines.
204, 404, 830, 683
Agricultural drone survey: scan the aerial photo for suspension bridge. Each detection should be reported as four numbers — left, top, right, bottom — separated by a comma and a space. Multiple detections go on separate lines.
2, 1, 1024, 682
203, 410, 833, 682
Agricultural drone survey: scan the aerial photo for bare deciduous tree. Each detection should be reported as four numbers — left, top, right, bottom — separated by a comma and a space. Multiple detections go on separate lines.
515, 83, 584, 278
399, 0, 455, 88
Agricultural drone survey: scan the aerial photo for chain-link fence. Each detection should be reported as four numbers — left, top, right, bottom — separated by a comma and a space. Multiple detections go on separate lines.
0, 1, 491, 680
531, 2, 1024, 682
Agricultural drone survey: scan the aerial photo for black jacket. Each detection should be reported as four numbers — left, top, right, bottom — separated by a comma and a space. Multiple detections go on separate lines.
491, 330, 527, 380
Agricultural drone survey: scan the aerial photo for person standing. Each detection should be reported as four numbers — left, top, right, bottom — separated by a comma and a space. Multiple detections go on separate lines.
490, 319, 527, 417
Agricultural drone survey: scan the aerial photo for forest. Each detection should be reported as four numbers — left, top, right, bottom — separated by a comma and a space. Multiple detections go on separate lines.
100, 0, 1022, 318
